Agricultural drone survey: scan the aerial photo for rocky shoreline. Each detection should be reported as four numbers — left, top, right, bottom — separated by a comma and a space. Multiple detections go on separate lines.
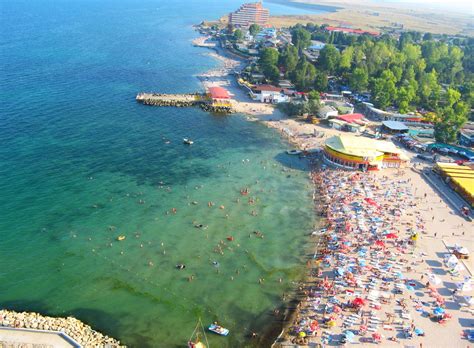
0, 309, 123, 347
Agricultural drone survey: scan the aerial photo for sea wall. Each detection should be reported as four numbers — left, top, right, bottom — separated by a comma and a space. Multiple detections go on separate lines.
0, 309, 123, 347
136, 92, 233, 113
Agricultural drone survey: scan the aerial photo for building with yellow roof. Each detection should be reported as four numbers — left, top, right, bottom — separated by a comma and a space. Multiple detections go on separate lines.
323, 135, 409, 170
435, 162, 474, 206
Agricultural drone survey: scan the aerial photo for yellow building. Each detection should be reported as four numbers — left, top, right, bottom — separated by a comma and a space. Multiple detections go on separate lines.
435, 162, 474, 206
323, 135, 409, 170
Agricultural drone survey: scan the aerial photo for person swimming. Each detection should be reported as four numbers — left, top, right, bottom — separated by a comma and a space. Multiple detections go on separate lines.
176, 264, 186, 270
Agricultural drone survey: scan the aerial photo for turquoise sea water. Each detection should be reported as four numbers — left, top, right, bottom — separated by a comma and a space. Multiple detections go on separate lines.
0, 1, 322, 346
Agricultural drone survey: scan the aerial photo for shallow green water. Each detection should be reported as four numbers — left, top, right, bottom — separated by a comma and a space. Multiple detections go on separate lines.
0, 0, 316, 346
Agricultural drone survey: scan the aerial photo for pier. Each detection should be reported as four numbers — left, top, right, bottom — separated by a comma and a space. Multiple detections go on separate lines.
136, 92, 233, 113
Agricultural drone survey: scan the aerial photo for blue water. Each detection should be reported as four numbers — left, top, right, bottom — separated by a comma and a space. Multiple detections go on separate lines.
0, 1, 318, 347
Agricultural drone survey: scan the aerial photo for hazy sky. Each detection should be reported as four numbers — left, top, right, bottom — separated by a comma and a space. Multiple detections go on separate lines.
379, 0, 473, 13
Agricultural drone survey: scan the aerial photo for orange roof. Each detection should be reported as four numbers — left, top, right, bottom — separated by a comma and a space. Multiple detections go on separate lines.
208, 87, 230, 99
337, 113, 365, 123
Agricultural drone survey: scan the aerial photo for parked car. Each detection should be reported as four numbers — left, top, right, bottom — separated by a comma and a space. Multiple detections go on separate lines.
416, 154, 434, 162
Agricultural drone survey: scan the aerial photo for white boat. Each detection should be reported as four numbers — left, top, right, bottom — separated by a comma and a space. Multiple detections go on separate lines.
208, 324, 229, 336
311, 228, 327, 236
183, 138, 194, 145
286, 149, 302, 155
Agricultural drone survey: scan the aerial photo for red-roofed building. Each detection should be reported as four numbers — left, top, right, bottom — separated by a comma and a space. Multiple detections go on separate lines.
336, 113, 366, 124
325, 26, 379, 36
250, 84, 288, 103
207, 87, 231, 108
208, 87, 230, 100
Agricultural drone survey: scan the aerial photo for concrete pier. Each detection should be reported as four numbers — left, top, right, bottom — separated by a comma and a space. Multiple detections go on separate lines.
136, 92, 233, 113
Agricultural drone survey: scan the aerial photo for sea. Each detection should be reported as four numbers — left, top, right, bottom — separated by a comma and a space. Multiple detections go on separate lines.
0, 1, 330, 346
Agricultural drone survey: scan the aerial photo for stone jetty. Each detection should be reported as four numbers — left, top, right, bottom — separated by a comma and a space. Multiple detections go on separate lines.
0, 309, 124, 347
136, 92, 233, 113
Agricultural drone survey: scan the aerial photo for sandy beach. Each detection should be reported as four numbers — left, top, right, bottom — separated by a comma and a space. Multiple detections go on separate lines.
272, 164, 473, 347
196, 39, 473, 347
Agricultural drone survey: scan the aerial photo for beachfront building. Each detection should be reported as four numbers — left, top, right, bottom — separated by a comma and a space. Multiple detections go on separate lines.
250, 84, 288, 103
229, 2, 269, 28
324, 26, 379, 36
381, 120, 409, 134
323, 135, 409, 170
435, 162, 474, 206
207, 87, 231, 107
327, 113, 368, 133
318, 105, 338, 119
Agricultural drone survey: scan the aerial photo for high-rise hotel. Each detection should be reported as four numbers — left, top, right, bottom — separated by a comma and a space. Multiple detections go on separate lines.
229, 2, 270, 28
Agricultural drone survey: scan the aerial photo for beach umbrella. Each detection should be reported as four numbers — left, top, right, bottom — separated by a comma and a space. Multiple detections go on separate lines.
375, 240, 385, 248
352, 297, 366, 307
372, 332, 381, 340
406, 285, 415, 291
385, 233, 398, 239
333, 305, 342, 313
433, 307, 445, 315
414, 328, 424, 336
344, 330, 355, 342
396, 272, 404, 279
428, 273, 442, 286
298, 331, 306, 338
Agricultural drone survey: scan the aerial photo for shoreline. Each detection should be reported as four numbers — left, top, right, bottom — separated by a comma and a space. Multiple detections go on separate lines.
194, 36, 473, 347
193, 35, 330, 346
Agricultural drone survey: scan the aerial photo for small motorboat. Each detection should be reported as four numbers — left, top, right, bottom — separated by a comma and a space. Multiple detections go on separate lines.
183, 138, 194, 145
117, 235, 126, 241
208, 323, 229, 336
286, 149, 302, 155
311, 228, 327, 236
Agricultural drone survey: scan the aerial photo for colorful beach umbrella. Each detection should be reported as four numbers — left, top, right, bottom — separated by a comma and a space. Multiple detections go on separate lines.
433, 307, 445, 315
352, 297, 366, 306
385, 233, 398, 239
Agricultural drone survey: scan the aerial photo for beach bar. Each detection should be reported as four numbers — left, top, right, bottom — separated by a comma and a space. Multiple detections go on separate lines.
323, 135, 408, 170
434, 162, 474, 206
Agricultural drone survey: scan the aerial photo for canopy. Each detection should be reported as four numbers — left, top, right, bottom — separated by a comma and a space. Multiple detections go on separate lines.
208, 87, 230, 99
353, 297, 366, 306
375, 240, 385, 247
428, 273, 442, 286
344, 330, 355, 342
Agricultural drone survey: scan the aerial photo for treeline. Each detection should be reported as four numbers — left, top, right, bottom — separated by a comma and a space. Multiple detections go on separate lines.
257, 24, 473, 143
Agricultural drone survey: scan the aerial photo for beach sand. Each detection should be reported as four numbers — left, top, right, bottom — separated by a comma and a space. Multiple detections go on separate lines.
196, 38, 473, 347
274, 165, 473, 347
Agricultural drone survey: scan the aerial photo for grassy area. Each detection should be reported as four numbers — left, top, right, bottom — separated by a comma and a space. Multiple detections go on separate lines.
269, 0, 473, 36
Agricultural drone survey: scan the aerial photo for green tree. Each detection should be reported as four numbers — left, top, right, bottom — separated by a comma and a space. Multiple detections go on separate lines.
291, 27, 312, 50
279, 45, 299, 75
339, 46, 354, 71
259, 48, 279, 67
265, 65, 281, 83
308, 90, 320, 101
233, 29, 243, 41
434, 101, 468, 143
307, 98, 321, 115
259, 48, 280, 83
314, 70, 328, 91
249, 24, 261, 36
419, 69, 441, 108
318, 44, 340, 74
371, 70, 397, 109
349, 67, 369, 92
290, 57, 316, 91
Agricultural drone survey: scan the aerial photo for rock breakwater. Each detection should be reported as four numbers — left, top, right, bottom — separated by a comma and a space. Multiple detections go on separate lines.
0, 309, 124, 347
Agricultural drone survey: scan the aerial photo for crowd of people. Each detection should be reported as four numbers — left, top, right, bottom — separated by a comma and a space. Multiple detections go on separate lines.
279, 167, 472, 347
